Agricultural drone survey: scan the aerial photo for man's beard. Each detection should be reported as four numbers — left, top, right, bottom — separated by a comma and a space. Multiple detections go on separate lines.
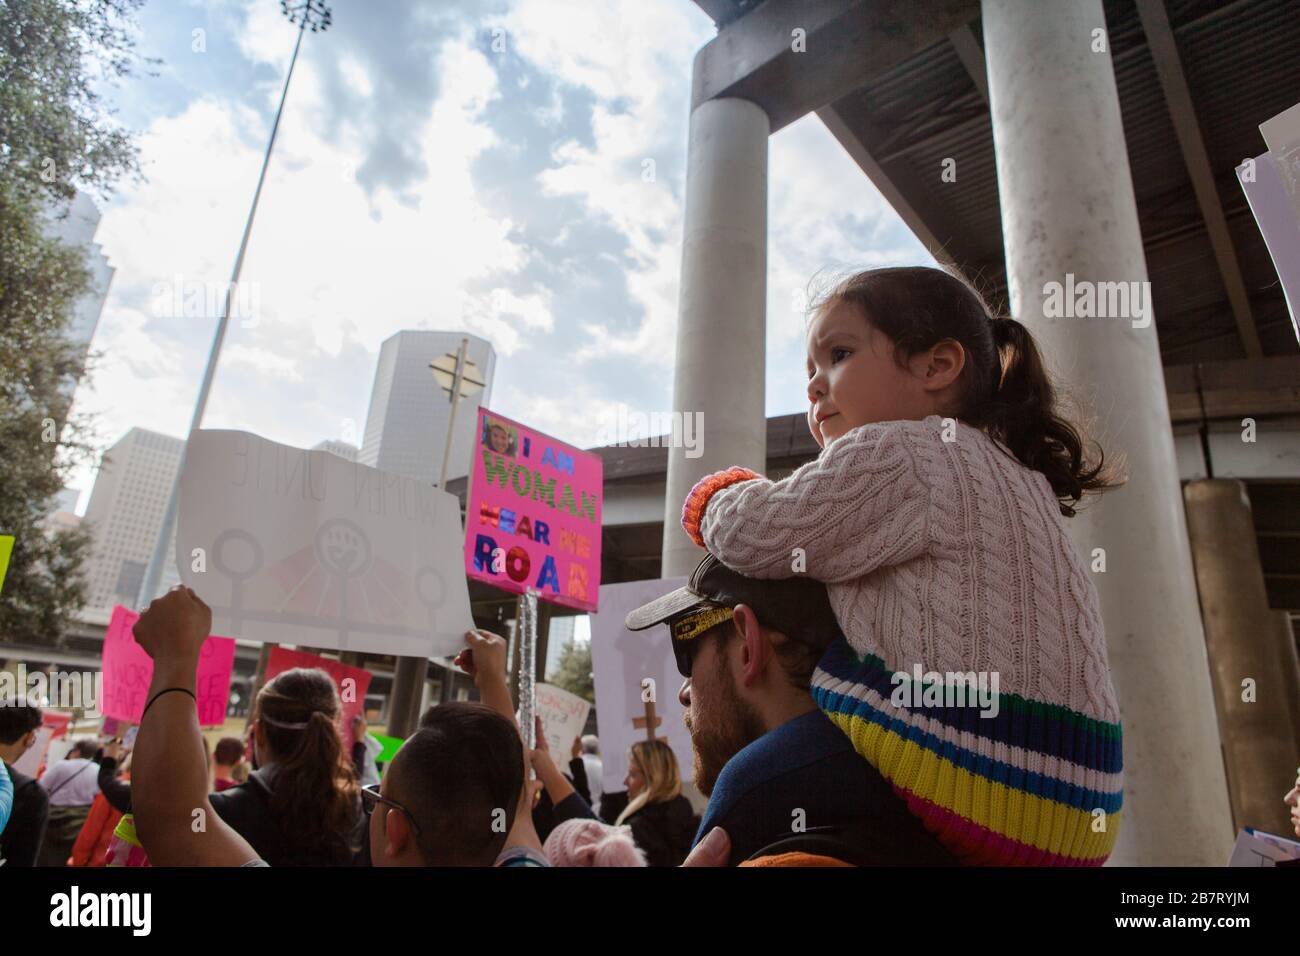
684, 653, 765, 797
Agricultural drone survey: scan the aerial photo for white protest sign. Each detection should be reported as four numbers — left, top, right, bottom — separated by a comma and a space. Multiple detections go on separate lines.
534, 682, 591, 760
589, 576, 692, 795
176, 430, 474, 657
1238, 152, 1300, 329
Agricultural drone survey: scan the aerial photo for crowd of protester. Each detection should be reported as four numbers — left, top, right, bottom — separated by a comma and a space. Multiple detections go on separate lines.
0, 544, 965, 867
4, 563, 1300, 868
4, 267, 1299, 868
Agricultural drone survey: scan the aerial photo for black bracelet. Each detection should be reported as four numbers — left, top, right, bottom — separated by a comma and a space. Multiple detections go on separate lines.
141, 687, 197, 721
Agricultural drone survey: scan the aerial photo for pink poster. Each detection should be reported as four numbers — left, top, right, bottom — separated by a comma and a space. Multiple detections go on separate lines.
464, 408, 603, 613
263, 646, 373, 732
102, 604, 236, 726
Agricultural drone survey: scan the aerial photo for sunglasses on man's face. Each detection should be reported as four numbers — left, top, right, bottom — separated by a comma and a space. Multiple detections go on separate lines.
361, 783, 422, 836
670, 605, 734, 679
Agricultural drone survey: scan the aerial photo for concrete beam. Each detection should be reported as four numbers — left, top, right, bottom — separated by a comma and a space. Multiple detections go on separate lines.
1164, 356, 1300, 423
1134, 0, 1262, 357
692, 0, 980, 133
947, 24, 988, 104
816, 103, 970, 279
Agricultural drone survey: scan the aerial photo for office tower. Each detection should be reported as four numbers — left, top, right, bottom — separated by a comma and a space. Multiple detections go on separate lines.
80, 428, 185, 622
42, 190, 115, 390
545, 614, 577, 683
310, 439, 359, 461
51, 488, 81, 515
359, 331, 496, 485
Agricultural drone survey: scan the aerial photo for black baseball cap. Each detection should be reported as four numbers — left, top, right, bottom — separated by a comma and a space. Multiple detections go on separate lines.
624, 553, 841, 655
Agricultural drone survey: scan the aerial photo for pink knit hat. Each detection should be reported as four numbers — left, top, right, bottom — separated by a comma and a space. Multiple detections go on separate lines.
544, 819, 647, 867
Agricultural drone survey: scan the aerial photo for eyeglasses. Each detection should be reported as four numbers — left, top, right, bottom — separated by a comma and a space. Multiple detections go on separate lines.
361, 783, 422, 836
669, 605, 734, 679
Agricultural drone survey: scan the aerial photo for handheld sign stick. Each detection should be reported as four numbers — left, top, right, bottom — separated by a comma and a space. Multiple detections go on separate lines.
632, 695, 662, 742
517, 588, 539, 751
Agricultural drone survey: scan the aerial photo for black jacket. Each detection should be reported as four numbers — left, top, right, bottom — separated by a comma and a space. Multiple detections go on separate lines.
532, 757, 594, 843
0, 762, 50, 867
208, 769, 369, 867
97, 757, 132, 815
623, 795, 698, 867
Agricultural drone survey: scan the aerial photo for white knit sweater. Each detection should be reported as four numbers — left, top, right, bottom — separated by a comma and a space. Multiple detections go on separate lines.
696, 415, 1120, 725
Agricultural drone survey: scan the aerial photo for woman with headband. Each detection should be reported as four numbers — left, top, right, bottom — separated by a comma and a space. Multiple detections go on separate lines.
209, 668, 367, 866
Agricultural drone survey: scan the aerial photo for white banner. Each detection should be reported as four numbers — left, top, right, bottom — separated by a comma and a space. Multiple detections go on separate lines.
176, 430, 474, 657
1239, 151, 1300, 332
588, 576, 692, 794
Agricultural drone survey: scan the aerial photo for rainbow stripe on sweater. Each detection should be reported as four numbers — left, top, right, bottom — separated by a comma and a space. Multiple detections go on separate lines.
812, 636, 1123, 866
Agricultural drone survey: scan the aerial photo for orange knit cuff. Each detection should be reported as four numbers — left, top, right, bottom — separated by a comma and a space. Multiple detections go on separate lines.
681, 466, 763, 547
739, 851, 854, 867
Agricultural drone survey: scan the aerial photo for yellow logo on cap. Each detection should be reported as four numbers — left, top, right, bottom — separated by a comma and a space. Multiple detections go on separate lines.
670, 605, 733, 643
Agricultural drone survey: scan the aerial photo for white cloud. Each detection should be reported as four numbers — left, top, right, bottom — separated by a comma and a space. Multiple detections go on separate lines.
65, 0, 931, 509
495, 0, 714, 367
68, 18, 544, 499
223, 343, 303, 380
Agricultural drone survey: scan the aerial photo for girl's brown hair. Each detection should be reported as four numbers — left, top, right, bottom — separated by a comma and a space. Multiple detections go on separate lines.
254, 668, 361, 863
811, 266, 1116, 516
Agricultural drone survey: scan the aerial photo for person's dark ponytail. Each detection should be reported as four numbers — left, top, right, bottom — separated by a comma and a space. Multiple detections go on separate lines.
257, 669, 360, 864
984, 316, 1113, 516
810, 266, 1117, 517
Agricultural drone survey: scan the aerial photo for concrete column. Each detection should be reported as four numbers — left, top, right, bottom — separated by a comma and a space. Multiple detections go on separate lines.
1184, 479, 1300, 838
661, 95, 770, 577
983, 0, 1233, 864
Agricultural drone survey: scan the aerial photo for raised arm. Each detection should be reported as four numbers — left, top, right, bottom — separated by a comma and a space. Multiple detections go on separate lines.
683, 421, 931, 581
130, 587, 260, 866
454, 628, 545, 857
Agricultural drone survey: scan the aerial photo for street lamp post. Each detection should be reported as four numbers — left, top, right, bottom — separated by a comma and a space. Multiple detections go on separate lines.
136, 0, 331, 610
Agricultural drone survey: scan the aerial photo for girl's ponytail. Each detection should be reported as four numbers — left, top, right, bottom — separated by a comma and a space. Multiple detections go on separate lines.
985, 316, 1113, 516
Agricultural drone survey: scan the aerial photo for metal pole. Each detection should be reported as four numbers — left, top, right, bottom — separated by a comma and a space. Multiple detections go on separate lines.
387, 337, 471, 737
517, 588, 538, 750
136, 19, 309, 609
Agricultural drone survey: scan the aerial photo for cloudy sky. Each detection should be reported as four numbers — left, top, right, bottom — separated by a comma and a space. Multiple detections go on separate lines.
69, 0, 930, 510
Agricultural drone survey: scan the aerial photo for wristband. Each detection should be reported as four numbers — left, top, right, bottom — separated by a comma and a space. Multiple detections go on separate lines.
681, 466, 763, 546
141, 687, 197, 721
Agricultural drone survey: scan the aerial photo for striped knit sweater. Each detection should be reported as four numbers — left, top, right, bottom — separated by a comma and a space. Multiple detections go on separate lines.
682, 415, 1123, 866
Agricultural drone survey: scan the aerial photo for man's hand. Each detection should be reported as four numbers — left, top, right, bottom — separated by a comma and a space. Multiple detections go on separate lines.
132, 586, 211, 664
103, 739, 125, 762
571, 736, 582, 761
453, 629, 508, 689
681, 827, 731, 867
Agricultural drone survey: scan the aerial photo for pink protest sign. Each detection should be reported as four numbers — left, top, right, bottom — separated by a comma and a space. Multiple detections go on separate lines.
102, 604, 235, 726
263, 646, 373, 732
464, 408, 603, 613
